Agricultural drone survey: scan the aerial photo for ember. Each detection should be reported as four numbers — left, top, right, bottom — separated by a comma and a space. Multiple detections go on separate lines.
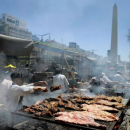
114, 125, 120, 129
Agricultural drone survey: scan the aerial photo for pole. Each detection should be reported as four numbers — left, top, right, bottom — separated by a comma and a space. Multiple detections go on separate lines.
61, 39, 64, 73
64, 56, 77, 85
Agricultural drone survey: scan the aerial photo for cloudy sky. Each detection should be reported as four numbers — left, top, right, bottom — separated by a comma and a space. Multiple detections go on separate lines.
0, 0, 130, 61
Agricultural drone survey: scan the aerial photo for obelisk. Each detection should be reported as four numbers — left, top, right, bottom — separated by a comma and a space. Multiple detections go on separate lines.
110, 4, 118, 63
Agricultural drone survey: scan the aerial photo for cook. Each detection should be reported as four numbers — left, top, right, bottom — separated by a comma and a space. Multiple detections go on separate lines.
6, 72, 48, 112
33, 57, 46, 73
113, 71, 124, 83
53, 68, 69, 94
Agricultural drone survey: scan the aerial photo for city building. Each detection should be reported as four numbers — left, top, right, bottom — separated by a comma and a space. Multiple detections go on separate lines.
32, 34, 39, 41
0, 14, 32, 40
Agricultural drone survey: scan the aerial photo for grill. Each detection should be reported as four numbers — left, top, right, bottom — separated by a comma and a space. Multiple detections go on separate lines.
11, 99, 129, 130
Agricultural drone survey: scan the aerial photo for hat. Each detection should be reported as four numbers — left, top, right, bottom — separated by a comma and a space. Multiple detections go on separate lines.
10, 72, 25, 79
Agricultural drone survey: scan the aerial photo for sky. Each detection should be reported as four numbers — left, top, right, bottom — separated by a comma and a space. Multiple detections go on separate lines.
0, 0, 130, 61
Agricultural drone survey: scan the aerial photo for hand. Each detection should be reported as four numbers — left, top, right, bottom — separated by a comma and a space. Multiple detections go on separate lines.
40, 87, 48, 92
40, 81, 48, 86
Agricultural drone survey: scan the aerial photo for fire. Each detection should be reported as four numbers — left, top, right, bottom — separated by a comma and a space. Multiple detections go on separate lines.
73, 86, 76, 89
114, 125, 119, 129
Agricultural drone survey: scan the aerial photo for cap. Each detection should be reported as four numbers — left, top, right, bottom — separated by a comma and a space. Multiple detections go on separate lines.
10, 72, 25, 79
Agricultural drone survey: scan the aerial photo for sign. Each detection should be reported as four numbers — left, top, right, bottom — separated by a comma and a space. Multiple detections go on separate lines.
2, 14, 27, 29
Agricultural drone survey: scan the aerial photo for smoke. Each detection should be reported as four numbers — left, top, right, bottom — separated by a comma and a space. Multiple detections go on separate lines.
22, 90, 64, 106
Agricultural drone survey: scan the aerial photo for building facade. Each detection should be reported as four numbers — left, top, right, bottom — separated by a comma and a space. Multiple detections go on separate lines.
0, 14, 32, 40
32, 34, 39, 41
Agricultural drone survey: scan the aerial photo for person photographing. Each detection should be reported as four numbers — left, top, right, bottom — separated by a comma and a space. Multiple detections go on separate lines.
6, 72, 48, 112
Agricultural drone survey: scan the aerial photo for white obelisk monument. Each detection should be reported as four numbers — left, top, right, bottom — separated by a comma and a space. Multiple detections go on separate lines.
110, 4, 118, 63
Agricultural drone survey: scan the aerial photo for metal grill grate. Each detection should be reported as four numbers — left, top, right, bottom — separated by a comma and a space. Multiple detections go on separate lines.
12, 98, 129, 130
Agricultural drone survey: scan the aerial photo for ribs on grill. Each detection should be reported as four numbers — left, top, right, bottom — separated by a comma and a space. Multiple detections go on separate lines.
55, 111, 119, 122
55, 112, 107, 129
82, 104, 119, 112
95, 99, 125, 109
94, 95, 122, 103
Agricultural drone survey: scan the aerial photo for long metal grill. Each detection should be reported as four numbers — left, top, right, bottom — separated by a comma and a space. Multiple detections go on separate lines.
11, 98, 129, 130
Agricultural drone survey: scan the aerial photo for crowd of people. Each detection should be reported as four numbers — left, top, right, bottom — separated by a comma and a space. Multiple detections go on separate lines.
89, 71, 125, 95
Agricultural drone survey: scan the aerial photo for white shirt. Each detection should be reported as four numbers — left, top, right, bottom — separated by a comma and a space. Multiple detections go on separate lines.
6, 83, 34, 112
113, 74, 124, 82
102, 76, 111, 83
33, 63, 46, 72
0, 79, 12, 104
53, 74, 69, 93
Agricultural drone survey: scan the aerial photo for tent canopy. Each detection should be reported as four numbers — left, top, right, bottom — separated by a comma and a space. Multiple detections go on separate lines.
0, 34, 34, 56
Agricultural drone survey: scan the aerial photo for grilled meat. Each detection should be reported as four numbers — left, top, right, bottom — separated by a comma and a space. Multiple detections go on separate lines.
33, 101, 43, 106
95, 99, 125, 109
29, 109, 35, 114
22, 105, 29, 109
24, 108, 31, 112
65, 102, 81, 110
69, 95, 81, 99
70, 100, 76, 104
85, 100, 96, 105
49, 97, 61, 101
42, 110, 53, 116
73, 99, 86, 104
35, 112, 42, 116
62, 98, 69, 103
42, 103, 52, 109
57, 94, 63, 98
58, 108, 65, 112
82, 104, 119, 112
24, 108, 35, 114
31, 106, 48, 111
50, 101, 58, 107
81, 96, 93, 100
43, 100, 49, 103
50, 85, 62, 92
55, 112, 107, 129
94, 95, 122, 103
50, 107, 58, 113
58, 100, 64, 107
55, 111, 118, 121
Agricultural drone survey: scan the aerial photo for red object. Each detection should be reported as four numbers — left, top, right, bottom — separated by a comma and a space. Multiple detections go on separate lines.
73, 86, 76, 89
114, 125, 119, 129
